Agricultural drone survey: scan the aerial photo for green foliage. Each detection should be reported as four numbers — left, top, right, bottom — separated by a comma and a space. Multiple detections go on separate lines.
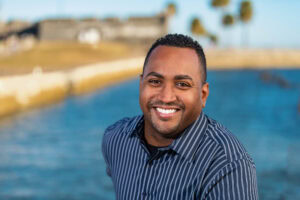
239, 0, 253, 22
211, 0, 230, 8
190, 18, 206, 36
166, 2, 177, 16
222, 14, 235, 26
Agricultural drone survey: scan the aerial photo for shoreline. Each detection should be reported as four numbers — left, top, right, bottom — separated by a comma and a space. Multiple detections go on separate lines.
0, 57, 144, 118
206, 48, 300, 70
1, 48, 300, 118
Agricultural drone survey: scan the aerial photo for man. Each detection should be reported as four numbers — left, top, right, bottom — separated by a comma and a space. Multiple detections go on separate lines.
102, 34, 258, 199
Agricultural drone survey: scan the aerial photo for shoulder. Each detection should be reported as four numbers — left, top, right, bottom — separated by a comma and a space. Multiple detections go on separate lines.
205, 116, 254, 164
102, 116, 142, 162
103, 115, 142, 142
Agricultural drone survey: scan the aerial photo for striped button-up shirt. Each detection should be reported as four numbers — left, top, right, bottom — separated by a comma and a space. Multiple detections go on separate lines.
102, 112, 258, 200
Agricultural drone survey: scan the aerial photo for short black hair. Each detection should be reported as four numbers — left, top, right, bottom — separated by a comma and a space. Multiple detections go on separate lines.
143, 33, 207, 83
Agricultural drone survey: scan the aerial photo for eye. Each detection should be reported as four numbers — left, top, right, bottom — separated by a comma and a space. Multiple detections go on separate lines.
148, 79, 161, 87
176, 82, 191, 89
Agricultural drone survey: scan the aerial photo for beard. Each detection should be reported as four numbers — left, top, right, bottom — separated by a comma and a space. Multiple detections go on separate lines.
145, 99, 186, 139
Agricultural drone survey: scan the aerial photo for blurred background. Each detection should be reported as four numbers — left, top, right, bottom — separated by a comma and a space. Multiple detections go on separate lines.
0, 0, 299, 199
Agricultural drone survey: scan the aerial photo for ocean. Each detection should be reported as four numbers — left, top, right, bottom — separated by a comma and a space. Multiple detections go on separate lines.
0, 69, 299, 199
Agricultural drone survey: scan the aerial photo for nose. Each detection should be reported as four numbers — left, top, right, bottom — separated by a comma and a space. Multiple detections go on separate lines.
158, 83, 177, 103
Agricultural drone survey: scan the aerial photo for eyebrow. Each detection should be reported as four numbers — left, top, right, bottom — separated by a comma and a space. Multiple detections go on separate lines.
145, 72, 164, 79
145, 72, 194, 81
174, 75, 193, 81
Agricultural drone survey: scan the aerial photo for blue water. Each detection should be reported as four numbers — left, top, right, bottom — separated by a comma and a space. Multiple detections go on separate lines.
0, 69, 299, 199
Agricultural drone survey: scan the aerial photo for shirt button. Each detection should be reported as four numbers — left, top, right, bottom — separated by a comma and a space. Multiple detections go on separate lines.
142, 192, 148, 196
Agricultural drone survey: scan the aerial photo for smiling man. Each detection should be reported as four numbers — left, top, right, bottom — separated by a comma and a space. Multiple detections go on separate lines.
102, 34, 258, 199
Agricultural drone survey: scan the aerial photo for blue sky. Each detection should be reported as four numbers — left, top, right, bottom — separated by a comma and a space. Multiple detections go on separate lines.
0, 0, 299, 48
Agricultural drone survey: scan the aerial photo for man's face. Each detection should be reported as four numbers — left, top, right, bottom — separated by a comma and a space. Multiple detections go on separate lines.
139, 45, 209, 140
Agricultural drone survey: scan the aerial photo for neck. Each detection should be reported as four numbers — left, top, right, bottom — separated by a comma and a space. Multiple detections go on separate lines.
144, 124, 174, 147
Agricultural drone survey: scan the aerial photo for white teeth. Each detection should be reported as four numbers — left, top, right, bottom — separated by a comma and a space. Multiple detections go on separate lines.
156, 108, 176, 114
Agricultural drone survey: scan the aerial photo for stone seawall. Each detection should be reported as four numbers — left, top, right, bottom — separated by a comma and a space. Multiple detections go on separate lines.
1, 48, 300, 118
0, 57, 144, 117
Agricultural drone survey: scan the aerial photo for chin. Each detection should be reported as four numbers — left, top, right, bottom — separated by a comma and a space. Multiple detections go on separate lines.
153, 123, 183, 139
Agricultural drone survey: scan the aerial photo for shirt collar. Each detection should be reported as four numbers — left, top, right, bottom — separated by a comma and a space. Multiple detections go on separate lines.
128, 112, 208, 162
127, 115, 144, 138
169, 112, 208, 162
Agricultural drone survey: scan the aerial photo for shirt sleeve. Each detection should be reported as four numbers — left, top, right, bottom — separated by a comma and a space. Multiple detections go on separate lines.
101, 117, 131, 178
203, 158, 258, 200
101, 132, 112, 177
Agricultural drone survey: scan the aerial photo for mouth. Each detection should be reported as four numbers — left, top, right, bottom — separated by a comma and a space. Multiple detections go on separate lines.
156, 107, 177, 114
153, 106, 181, 119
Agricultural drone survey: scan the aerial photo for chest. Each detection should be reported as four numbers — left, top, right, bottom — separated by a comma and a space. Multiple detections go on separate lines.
110, 141, 209, 200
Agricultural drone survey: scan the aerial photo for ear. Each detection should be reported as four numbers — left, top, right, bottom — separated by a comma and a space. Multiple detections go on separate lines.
201, 82, 209, 108
139, 74, 143, 89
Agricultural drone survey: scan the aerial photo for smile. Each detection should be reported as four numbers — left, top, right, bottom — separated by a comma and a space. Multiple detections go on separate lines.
156, 107, 177, 114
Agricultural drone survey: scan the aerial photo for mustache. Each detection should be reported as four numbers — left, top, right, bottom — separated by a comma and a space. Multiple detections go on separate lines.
148, 100, 185, 109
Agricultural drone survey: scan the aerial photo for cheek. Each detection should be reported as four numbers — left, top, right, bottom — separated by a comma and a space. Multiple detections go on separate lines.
181, 92, 202, 112
139, 91, 146, 110
139, 87, 155, 110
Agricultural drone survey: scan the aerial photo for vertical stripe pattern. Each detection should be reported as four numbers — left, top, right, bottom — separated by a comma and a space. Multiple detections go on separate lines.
102, 112, 258, 199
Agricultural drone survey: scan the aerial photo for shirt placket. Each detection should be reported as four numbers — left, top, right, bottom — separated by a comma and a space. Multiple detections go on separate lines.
139, 150, 171, 199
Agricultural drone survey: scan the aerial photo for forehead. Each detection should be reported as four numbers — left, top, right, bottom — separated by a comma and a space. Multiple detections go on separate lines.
145, 45, 202, 79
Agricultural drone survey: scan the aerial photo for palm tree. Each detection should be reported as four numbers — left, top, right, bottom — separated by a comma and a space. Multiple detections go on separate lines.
222, 13, 235, 47
222, 14, 235, 27
239, 0, 253, 22
190, 18, 208, 46
239, 0, 253, 47
163, 2, 177, 33
190, 18, 206, 37
208, 33, 218, 46
211, 0, 231, 46
166, 2, 177, 16
211, 0, 230, 8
